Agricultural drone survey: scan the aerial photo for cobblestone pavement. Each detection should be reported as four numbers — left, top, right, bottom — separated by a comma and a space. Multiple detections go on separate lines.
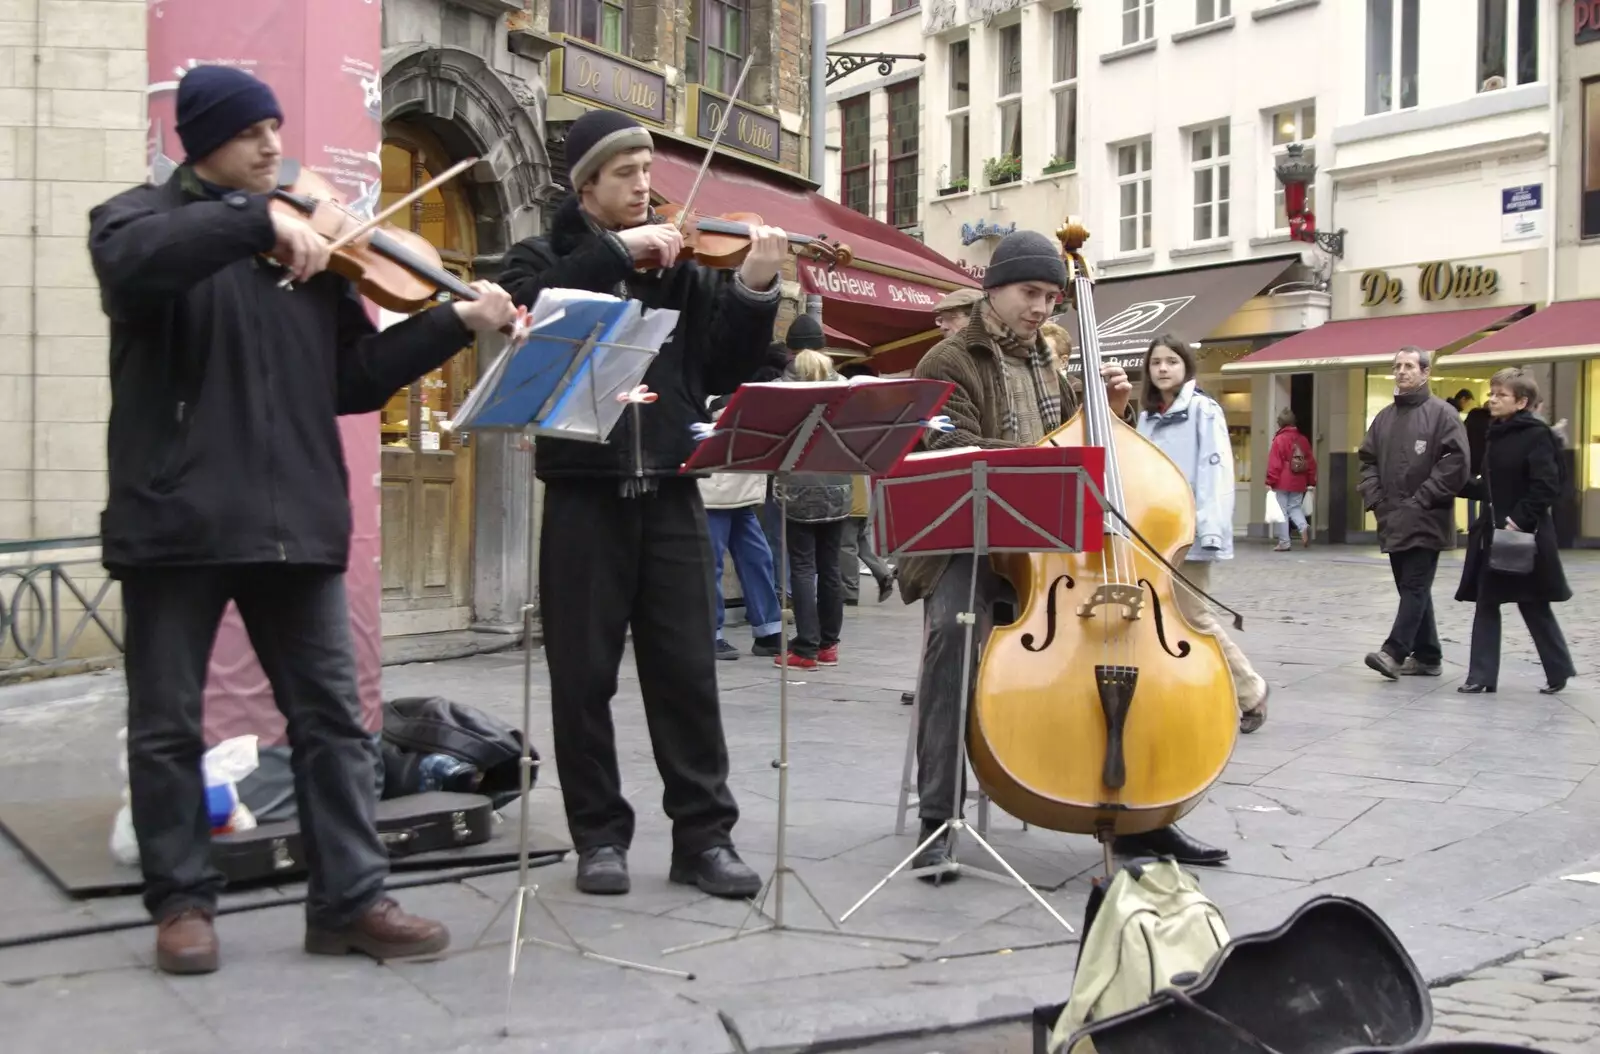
1, 542, 1598, 1053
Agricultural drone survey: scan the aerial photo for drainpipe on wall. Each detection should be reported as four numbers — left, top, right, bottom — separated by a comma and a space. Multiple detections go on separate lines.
808, 0, 826, 323
26, 3, 41, 541
1546, 0, 1559, 305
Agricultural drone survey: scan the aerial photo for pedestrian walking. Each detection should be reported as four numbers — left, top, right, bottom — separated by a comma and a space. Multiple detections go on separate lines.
700, 396, 783, 661
1265, 408, 1316, 551
840, 475, 894, 605
1357, 346, 1470, 680
1136, 335, 1270, 734
1455, 368, 1575, 695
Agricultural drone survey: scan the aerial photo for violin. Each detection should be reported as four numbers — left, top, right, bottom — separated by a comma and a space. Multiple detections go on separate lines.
967, 222, 1238, 850
266, 161, 482, 314
653, 203, 853, 270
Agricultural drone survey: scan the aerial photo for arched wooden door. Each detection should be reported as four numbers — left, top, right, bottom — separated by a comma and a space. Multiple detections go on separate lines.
377, 127, 477, 634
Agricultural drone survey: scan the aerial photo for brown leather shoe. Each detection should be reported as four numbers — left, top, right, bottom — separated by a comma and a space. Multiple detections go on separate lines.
155, 907, 219, 975
303, 897, 450, 961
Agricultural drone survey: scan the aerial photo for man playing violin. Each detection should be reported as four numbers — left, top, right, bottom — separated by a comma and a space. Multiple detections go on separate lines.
498, 109, 787, 899
87, 66, 520, 975
898, 230, 1230, 880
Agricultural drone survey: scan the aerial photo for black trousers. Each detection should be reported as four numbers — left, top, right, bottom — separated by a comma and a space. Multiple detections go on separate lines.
785, 518, 845, 657
540, 478, 739, 855
122, 566, 387, 927
1383, 548, 1442, 666
1467, 596, 1575, 687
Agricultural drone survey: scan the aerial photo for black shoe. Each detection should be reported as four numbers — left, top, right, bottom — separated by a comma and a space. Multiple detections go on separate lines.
877, 576, 894, 604
911, 821, 958, 885
669, 846, 763, 899
1457, 683, 1496, 694
1365, 651, 1400, 680
1541, 679, 1569, 695
1114, 825, 1229, 866
751, 633, 781, 657
715, 639, 740, 661
575, 845, 630, 895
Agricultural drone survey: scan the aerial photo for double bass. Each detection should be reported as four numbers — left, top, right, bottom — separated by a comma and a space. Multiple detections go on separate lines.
967, 223, 1239, 848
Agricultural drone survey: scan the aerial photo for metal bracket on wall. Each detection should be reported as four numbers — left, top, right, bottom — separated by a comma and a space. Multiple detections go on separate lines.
825, 52, 926, 85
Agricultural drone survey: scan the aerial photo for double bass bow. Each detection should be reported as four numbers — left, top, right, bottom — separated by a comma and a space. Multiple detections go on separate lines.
967, 223, 1240, 854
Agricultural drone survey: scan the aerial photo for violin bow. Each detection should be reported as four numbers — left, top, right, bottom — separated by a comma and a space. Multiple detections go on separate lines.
325, 156, 478, 252
672, 55, 756, 230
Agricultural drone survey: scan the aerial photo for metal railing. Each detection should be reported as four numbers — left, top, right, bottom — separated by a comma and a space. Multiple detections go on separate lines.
0, 536, 122, 672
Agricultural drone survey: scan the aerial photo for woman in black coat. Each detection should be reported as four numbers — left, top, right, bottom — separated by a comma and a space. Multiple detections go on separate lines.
1455, 368, 1575, 695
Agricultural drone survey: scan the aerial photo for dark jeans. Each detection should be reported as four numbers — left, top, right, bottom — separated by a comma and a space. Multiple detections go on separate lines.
785, 518, 846, 658
1383, 548, 1442, 666
840, 515, 892, 602
123, 566, 387, 927
540, 478, 739, 855
1467, 597, 1575, 687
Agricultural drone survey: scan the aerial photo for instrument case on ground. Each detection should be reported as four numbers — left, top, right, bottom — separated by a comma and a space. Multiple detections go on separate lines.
209, 790, 493, 884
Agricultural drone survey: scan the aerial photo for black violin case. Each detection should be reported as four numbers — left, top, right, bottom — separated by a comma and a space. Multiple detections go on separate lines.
1033, 894, 1552, 1054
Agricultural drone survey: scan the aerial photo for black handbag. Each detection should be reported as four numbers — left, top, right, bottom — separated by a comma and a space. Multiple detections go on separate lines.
1484, 448, 1535, 576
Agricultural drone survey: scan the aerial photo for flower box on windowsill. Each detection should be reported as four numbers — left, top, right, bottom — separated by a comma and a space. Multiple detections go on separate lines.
1040, 161, 1076, 176
987, 174, 1020, 188
939, 185, 969, 197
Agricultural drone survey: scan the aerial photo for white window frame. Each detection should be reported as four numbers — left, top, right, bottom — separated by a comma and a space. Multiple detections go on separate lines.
1476, 0, 1541, 92
1050, 8, 1078, 172
946, 39, 970, 187
1268, 103, 1316, 233
995, 22, 1022, 177
1115, 138, 1153, 254
1366, 0, 1419, 116
1189, 121, 1231, 243
1122, 0, 1154, 47
1197, 0, 1230, 24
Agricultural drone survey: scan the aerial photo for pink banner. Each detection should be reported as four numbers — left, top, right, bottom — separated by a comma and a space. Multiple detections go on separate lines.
146, 0, 386, 744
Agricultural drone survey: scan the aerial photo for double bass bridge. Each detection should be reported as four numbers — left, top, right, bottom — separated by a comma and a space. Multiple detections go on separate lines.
1076, 584, 1145, 621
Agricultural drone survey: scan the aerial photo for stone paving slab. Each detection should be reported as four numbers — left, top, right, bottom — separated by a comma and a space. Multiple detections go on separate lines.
0, 544, 1598, 1052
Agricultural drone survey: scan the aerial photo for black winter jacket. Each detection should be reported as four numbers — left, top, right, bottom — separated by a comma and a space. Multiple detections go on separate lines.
1357, 386, 1470, 553
496, 196, 779, 482
88, 168, 475, 574
1455, 411, 1571, 605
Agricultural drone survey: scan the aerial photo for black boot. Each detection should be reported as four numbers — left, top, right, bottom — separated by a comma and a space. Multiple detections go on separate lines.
911, 820, 959, 884
575, 845, 630, 895
669, 846, 763, 899
1113, 825, 1229, 866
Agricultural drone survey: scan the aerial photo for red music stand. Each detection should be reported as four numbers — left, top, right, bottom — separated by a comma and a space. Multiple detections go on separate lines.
837, 444, 1106, 935
661, 375, 955, 955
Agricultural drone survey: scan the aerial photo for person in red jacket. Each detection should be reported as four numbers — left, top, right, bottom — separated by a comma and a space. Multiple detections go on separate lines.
1265, 408, 1317, 551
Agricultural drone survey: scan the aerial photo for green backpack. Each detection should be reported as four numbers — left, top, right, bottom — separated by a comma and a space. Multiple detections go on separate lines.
1049, 858, 1230, 1053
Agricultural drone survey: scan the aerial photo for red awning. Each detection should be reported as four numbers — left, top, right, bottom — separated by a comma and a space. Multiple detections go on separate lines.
1221, 304, 1530, 374
647, 142, 977, 368
1441, 298, 1600, 366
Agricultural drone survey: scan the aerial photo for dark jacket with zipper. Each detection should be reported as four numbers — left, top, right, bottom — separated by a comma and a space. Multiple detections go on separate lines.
1356, 386, 1469, 553
1455, 411, 1571, 605
496, 196, 779, 483
87, 167, 476, 575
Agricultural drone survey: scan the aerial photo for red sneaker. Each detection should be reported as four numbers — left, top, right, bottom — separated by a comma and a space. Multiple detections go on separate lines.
775, 652, 818, 670
817, 645, 839, 666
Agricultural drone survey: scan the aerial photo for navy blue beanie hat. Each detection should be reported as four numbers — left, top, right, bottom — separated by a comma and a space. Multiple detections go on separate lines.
176, 66, 284, 162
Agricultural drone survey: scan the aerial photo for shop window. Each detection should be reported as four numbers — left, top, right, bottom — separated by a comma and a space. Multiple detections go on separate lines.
1587, 360, 1600, 496
687, 0, 748, 99
946, 40, 970, 187
840, 94, 871, 216
1190, 122, 1230, 242
1269, 103, 1315, 231
1051, 9, 1078, 172
1476, 0, 1538, 92
1122, 0, 1154, 46
551, 0, 626, 52
1365, 0, 1418, 115
887, 82, 919, 228
1116, 138, 1152, 253
1584, 79, 1600, 240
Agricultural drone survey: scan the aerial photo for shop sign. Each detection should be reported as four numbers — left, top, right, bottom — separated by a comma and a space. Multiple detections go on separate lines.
550, 37, 666, 125
957, 259, 986, 280
1358, 261, 1501, 308
688, 86, 780, 164
1578, 0, 1600, 45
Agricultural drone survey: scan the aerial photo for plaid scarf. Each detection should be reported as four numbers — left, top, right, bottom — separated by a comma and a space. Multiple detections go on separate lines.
979, 300, 1064, 443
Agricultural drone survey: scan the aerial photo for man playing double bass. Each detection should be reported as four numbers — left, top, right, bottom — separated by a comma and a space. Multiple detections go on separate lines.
899, 230, 1230, 879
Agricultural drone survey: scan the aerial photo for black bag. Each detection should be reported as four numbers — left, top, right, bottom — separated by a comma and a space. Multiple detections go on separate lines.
209, 791, 493, 884
381, 697, 532, 809
1484, 449, 1536, 577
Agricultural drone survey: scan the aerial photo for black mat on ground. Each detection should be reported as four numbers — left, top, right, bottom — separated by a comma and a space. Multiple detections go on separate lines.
0, 795, 569, 899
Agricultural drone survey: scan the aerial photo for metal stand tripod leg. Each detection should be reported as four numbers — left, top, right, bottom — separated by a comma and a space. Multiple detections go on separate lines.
840, 550, 1074, 935
664, 484, 934, 954
466, 447, 691, 1037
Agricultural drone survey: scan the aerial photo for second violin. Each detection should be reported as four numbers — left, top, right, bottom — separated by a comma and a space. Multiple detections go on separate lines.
654, 203, 853, 271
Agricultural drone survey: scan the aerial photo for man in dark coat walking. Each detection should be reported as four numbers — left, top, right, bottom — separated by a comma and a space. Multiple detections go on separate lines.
88, 66, 519, 974
1357, 346, 1470, 680
497, 109, 787, 899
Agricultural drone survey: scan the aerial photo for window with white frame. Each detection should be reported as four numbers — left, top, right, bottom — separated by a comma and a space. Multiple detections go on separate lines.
1116, 139, 1152, 253
1366, 0, 1419, 115
1190, 122, 1230, 242
1122, 0, 1154, 47
995, 23, 1022, 178
1197, 0, 1230, 23
1051, 8, 1077, 170
1477, 0, 1539, 91
947, 39, 970, 186
1269, 103, 1316, 230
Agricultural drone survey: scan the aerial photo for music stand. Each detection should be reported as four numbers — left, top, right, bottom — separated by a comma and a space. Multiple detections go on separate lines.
661, 375, 955, 955
447, 289, 693, 1035
837, 445, 1105, 936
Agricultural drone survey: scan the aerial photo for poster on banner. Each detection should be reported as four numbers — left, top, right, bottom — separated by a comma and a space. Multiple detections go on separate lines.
145, 0, 387, 744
